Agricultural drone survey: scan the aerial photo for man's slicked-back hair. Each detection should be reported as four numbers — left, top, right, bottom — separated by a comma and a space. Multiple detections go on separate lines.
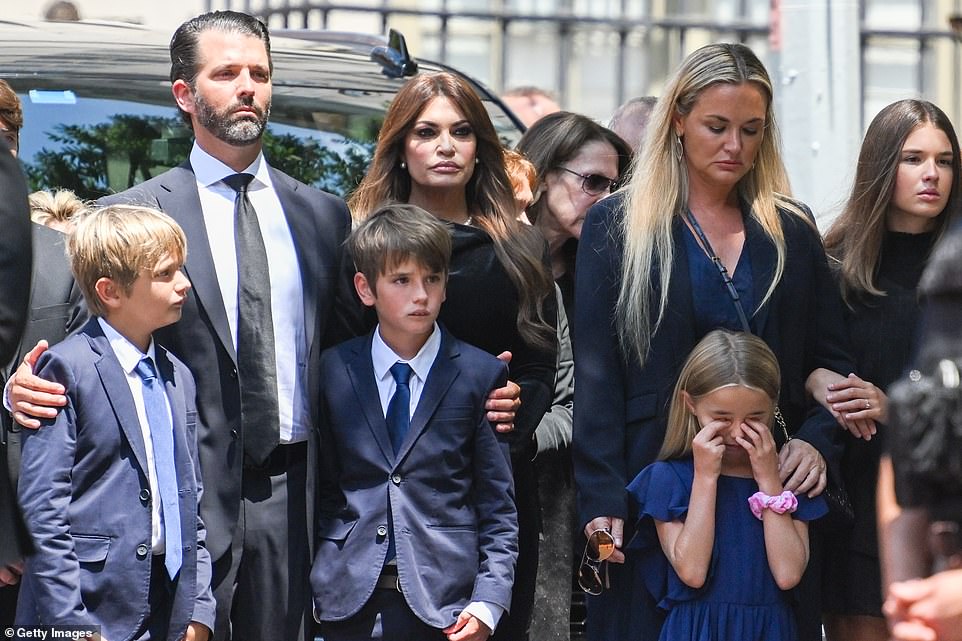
169, 10, 272, 86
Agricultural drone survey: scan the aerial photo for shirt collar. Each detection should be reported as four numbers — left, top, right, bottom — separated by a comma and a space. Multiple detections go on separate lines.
97, 317, 157, 375
371, 323, 442, 384
189, 142, 273, 191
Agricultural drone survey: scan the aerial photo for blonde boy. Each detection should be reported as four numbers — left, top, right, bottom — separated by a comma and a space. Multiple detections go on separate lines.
16, 205, 214, 641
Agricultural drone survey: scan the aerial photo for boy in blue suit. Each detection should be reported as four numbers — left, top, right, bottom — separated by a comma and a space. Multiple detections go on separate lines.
16, 205, 215, 641
311, 204, 518, 641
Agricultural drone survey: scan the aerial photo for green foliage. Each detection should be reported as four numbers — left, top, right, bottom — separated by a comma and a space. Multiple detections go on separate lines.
25, 113, 377, 200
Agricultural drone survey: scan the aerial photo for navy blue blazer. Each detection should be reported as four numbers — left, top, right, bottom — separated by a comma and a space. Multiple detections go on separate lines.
16, 319, 215, 641
311, 327, 518, 628
572, 194, 855, 528
99, 162, 351, 559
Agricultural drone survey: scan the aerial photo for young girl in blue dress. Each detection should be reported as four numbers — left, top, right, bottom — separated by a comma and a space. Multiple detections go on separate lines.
628, 330, 827, 641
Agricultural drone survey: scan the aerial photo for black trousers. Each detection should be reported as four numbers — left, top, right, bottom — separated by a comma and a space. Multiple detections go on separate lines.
211, 442, 311, 641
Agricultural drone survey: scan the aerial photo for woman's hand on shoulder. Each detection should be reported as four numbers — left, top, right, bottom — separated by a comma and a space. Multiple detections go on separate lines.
691, 420, 726, 479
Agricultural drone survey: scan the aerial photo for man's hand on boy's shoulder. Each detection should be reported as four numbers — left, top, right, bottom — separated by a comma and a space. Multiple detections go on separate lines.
443, 611, 491, 641
8, 340, 67, 429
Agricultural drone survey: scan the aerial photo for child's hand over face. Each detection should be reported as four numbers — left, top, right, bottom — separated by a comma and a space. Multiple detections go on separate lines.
736, 419, 781, 491
692, 420, 727, 479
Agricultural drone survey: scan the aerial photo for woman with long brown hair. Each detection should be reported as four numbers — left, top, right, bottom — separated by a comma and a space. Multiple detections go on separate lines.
813, 99, 962, 641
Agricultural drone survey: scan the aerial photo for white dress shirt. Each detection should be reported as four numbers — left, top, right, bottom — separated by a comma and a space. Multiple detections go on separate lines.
370, 324, 503, 633
190, 143, 309, 443
98, 318, 170, 554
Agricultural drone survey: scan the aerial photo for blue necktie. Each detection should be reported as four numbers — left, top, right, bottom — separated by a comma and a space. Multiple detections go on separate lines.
385, 362, 412, 456
134, 357, 183, 580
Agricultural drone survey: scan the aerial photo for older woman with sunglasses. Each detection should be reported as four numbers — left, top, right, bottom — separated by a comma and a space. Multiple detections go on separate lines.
517, 112, 631, 321
514, 113, 629, 640
572, 43, 857, 641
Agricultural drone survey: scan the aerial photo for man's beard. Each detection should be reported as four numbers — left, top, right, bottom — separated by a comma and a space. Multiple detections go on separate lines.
193, 90, 270, 146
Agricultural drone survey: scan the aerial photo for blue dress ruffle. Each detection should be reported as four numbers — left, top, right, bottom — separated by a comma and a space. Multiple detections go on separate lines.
627, 458, 827, 641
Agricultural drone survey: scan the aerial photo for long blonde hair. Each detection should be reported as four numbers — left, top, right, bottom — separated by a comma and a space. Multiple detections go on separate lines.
617, 43, 809, 367
659, 330, 780, 460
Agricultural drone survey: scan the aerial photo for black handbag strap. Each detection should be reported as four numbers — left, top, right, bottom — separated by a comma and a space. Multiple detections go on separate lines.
685, 210, 791, 439
685, 209, 752, 334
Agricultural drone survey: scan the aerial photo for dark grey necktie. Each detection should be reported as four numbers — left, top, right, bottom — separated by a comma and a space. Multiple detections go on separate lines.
223, 173, 279, 465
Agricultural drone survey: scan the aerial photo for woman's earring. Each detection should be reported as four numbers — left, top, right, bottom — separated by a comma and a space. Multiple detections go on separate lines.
475, 158, 479, 165
400, 160, 407, 170
673, 135, 684, 162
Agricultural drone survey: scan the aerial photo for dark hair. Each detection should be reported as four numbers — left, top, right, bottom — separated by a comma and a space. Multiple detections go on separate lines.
169, 11, 272, 123
349, 71, 555, 350
0, 79, 23, 131
517, 111, 632, 223
350, 203, 453, 288
824, 99, 962, 303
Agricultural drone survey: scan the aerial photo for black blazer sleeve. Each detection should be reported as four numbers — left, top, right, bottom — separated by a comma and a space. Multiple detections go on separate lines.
0, 141, 33, 566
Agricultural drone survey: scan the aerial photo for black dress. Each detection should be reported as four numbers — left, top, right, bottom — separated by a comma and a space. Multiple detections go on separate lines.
822, 229, 936, 617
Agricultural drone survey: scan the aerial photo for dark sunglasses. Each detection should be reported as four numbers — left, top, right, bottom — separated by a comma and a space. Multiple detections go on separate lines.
577, 528, 615, 595
558, 166, 618, 196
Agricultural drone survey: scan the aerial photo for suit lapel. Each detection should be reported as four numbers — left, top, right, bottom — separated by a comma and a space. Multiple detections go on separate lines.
396, 331, 459, 463
157, 163, 236, 363
271, 168, 320, 355
87, 322, 150, 476
345, 335, 396, 464
744, 207, 777, 336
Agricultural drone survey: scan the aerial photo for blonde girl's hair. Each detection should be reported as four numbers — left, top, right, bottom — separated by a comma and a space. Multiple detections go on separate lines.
659, 329, 780, 460
348, 71, 555, 350
824, 99, 962, 305
616, 42, 811, 367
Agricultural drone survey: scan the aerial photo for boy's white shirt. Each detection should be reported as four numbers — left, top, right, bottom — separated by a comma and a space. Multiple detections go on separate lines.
98, 317, 172, 555
370, 322, 503, 633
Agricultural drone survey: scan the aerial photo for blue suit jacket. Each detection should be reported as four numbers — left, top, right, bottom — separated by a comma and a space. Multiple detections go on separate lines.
99, 162, 351, 559
573, 194, 856, 528
15, 319, 215, 641
311, 328, 518, 628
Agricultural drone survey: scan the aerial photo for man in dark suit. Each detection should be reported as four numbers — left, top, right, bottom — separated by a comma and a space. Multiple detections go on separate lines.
0, 137, 32, 588
7, 11, 350, 641
312, 205, 517, 641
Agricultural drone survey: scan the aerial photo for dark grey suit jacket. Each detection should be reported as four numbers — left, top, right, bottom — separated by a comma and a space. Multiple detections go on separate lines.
0, 142, 33, 568
3, 223, 85, 483
100, 161, 352, 558
312, 328, 518, 628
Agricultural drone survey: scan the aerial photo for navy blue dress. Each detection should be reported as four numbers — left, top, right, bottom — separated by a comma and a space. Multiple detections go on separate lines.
628, 459, 827, 641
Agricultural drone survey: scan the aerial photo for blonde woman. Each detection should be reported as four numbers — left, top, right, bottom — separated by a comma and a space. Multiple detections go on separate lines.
572, 43, 855, 641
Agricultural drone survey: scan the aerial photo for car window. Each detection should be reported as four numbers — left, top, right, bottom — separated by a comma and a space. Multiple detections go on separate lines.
3, 24, 522, 202
16, 90, 381, 201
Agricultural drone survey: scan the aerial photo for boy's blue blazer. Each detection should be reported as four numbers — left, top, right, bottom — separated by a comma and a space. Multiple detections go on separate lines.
16, 319, 215, 641
311, 326, 518, 628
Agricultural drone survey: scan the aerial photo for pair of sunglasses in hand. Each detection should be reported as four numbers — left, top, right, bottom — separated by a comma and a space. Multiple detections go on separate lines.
578, 528, 616, 595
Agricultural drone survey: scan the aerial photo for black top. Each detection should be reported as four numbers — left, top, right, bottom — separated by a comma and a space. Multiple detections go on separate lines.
837, 229, 936, 553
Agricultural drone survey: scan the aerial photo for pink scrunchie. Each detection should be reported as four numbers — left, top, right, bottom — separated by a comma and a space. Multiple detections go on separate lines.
748, 490, 798, 520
